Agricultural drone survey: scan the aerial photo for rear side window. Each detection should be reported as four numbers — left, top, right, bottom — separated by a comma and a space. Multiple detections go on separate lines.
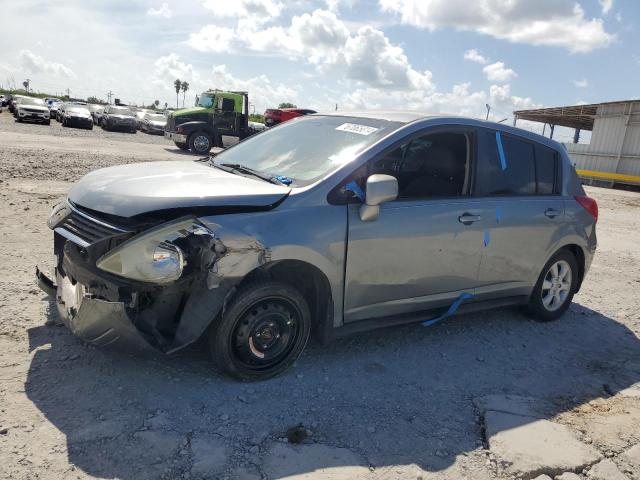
475, 131, 536, 196
535, 145, 559, 195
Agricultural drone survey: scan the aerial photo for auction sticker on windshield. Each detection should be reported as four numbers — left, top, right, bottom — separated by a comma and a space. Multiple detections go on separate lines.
335, 123, 379, 136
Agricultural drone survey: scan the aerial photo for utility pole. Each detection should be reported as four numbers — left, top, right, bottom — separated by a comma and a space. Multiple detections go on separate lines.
66, 88, 70, 99
106, 91, 114, 104
485, 103, 491, 120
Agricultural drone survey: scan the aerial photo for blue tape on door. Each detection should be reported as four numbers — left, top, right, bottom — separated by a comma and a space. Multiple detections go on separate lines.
483, 229, 491, 247
345, 181, 365, 202
422, 292, 475, 327
495, 131, 507, 170
495, 207, 503, 224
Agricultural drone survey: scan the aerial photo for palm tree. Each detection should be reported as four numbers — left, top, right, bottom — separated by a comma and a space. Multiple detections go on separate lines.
174, 79, 181, 108
181, 81, 189, 108
154, 99, 160, 109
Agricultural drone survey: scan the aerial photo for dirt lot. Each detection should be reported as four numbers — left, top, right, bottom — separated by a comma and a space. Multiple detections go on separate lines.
0, 110, 639, 480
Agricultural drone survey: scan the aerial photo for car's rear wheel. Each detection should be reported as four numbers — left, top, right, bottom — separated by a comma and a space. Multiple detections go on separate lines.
209, 281, 311, 381
525, 250, 578, 322
188, 131, 212, 154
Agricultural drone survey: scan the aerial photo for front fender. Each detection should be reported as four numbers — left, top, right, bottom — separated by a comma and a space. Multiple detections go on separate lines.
175, 121, 214, 136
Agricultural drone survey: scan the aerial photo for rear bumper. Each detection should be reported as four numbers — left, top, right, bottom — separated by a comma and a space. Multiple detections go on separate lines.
165, 131, 187, 143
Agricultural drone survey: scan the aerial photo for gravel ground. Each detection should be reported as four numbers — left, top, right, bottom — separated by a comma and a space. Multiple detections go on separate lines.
0, 110, 639, 480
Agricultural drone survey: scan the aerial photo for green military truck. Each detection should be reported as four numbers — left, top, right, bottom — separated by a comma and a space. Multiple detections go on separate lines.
164, 90, 252, 154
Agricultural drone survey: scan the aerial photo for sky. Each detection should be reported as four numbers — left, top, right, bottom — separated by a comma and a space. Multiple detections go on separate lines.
0, 0, 638, 143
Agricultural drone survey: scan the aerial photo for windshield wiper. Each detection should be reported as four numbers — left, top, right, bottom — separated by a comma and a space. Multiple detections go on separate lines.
216, 163, 291, 186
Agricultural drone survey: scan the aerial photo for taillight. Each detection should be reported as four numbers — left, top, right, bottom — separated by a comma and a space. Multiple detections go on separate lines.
575, 195, 598, 222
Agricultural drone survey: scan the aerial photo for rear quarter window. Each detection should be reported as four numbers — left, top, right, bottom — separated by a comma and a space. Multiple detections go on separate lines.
535, 144, 559, 195
475, 131, 536, 196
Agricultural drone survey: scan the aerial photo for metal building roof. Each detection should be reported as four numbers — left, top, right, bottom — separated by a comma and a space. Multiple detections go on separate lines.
513, 99, 640, 131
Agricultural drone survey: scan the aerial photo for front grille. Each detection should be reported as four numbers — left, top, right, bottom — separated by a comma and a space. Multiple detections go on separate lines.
57, 208, 129, 246
166, 115, 175, 131
23, 108, 43, 113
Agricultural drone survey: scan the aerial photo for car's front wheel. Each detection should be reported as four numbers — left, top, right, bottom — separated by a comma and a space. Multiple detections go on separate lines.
188, 131, 212, 154
209, 281, 311, 381
525, 249, 578, 322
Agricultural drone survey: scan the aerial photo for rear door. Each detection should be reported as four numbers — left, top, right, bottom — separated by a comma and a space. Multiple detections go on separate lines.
472, 129, 564, 300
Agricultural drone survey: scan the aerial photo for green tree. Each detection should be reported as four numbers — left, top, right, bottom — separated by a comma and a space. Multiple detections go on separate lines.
154, 99, 160, 109
278, 102, 297, 109
174, 79, 182, 108
181, 81, 189, 107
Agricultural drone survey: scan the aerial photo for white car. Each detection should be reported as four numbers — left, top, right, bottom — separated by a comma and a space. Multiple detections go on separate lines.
16, 97, 50, 125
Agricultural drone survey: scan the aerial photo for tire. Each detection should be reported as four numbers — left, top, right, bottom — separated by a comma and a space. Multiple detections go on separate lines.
524, 249, 578, 322
102, 120, 109, 131
209, 281, 311, 381
175, 142, 189, 151
188, 131, 212, 154
45, 120, 50, 125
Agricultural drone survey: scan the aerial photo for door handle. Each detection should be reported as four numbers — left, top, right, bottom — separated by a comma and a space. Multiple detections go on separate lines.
544, 208, 560, 219
458, 213, 481, 225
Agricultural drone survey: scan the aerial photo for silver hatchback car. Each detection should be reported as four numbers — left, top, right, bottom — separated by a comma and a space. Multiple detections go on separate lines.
38, 113, 597, 381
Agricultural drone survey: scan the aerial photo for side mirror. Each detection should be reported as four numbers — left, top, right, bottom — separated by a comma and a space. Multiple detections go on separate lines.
359, 174, 398, 222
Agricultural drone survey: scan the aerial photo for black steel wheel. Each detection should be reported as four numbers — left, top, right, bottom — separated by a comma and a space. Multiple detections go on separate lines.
209, 281, 311, 381
188, 131, 212, 154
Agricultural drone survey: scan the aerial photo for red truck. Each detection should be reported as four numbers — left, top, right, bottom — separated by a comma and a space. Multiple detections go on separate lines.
264, 107, 317, 127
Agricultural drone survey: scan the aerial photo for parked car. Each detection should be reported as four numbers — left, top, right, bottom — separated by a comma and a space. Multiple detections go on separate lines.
140, 112, 167, 134
85, 104, 103, 124
46, 98, 61, 108
62, 106, 93, 130
16, 97, 50, 124
264, 107, 316, 127
135, 109, 153, 130
56, 102, 87, 122
49, 101, 63, 118
101, 105, 137, 133
9, 95, 27, 114
0, 94, 5, 107
38, 113, 597, 381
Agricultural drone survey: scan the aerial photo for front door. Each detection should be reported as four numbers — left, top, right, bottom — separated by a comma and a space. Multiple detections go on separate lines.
343, 128, 485, 323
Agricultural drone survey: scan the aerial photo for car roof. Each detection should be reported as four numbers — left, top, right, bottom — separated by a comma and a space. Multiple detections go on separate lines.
313, 111, 566, 152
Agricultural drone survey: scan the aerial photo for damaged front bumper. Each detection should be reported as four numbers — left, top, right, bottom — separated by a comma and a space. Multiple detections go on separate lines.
37, 266, 157, 353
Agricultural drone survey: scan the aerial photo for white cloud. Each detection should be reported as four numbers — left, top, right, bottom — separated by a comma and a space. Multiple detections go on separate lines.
483, 61, 517, 82
188, 26, 237, 53
463, 48, 488, 64
147, 2, 172, 19
202, 0, 283, 23
153, 53, 200, 84
18, 49, 77, 78
599, 0, 613, 14
190, 9, 433, 92
572, 78, 589, 88
380, 0, 615, 53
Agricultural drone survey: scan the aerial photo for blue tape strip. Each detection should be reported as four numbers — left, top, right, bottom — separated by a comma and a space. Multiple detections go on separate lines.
495, 207, 503, 224
496, 131, 507, 170
483, 229, 491, 247
275, 175, 293, 186
422, 292, 475, 327
345, 181, 365, 202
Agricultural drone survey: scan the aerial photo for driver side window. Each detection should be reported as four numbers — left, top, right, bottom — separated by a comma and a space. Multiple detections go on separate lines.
371, 131, 470, 199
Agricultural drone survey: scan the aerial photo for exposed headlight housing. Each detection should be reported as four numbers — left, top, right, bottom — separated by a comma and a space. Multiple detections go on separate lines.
96, 217, 207, 284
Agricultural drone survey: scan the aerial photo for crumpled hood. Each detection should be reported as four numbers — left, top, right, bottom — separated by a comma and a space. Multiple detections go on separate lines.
68, 161, 291, 218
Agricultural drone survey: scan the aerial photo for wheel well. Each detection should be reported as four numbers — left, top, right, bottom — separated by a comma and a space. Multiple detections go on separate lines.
238, 260, 333, 343
561, 244, 585, 292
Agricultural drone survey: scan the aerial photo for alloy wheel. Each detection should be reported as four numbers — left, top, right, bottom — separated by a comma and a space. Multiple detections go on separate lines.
541, 260, 572, 312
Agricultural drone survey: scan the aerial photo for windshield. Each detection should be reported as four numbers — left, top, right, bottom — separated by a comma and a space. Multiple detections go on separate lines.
22, 97, 46, 106
213, 115, 403, 187
197, 93, 215, 108
109, 107, 133, 116
69, 107, 90, 114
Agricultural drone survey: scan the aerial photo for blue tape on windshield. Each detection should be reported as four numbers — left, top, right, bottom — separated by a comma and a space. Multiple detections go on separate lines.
275, 175, 293, 186
422, 292, 475, 327
483, 229, 491, 247
495, 207, 503, 224
495, 131, 507, 170
345, 181, 365, 202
